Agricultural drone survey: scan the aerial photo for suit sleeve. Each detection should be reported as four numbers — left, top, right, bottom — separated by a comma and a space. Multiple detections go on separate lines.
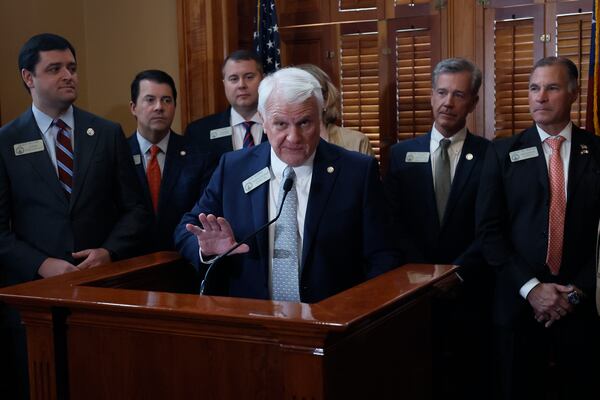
100, 125, 152, 259
174, 154, 226, 272
363, 157, 404, 278
0, 151, 48, 284
476, 144, 537, 293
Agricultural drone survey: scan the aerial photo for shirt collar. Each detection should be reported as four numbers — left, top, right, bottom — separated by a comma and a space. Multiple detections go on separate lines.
431, 123, 467, 148
32, 104, 75, 134
536, 122, 572, 143
231, 107, 262, 126
270, 147, 315, 181
136, 131, 171, 155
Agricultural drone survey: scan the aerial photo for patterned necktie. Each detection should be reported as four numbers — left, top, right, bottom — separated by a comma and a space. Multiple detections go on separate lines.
146, 145, 161, 213
54, 119, 74, 197
272, 166, 300, 302
546, 136, 566, 275
434, 138, 452, 223
242, 121, 255, 148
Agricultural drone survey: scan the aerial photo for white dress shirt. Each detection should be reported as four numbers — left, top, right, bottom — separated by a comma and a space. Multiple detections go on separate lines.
519, 122, 573, 300
267, 149, 314, 296
136, 131, 170, 175
32, 104, 75, 177
230, 108, 263, 150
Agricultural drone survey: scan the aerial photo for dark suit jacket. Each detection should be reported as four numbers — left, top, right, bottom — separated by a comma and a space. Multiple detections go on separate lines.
385, 131, 490, 283
174, 140, 401, 303
128, 132, 214, 251
0, 107, 150, 286
184, 107, 267, 166
476, 124, 600, 325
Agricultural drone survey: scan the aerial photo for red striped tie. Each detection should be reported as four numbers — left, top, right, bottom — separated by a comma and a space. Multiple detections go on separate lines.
242, 121, 255, 148
54, 119, 74, 197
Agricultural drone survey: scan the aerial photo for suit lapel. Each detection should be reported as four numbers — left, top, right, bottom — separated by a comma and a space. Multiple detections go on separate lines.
128, 135, 153, 212
567, 126, 592, 199
413, 133, 439, 227
17, 110, 68, 205
521, 126, 549, 194
246, 144, 271, 264
158, 134, 185, 216
70, 108, 99, 210
443, 132, 478, 225
301, 141, 340, 271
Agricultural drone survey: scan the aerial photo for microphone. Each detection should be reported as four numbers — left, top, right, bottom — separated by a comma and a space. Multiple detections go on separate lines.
199, 175, 295, 295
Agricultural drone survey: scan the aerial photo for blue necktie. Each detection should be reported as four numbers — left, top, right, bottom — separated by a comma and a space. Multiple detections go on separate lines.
272, 166, 300, 302
242, 121, 255, 148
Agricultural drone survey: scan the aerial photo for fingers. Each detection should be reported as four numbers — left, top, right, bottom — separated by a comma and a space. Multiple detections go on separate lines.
230, 243, 250, 255
72, 249, 91, 259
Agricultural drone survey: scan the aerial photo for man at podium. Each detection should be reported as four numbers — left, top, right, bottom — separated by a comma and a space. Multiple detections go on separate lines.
175, 67, 400, 303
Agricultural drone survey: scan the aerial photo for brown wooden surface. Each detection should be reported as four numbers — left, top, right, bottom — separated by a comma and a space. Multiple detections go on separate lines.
0, 252, 457, 400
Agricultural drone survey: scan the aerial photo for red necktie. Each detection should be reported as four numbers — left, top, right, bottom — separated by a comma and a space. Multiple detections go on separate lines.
146, 145, 161, 213
54, 119, 74, 197
242, 121, 255, 148
545, 136, 566, 275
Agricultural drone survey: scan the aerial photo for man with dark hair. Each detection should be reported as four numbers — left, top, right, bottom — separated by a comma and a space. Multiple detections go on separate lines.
128, 69, 213, 250
184, 50, 265, 166
0, 33, 150, 398
384, 57, 491, 399
477, 56, 600, 399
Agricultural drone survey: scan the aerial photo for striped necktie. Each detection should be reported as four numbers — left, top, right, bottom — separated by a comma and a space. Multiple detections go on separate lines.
54, 119, 74, 197
242, 121, 255, 148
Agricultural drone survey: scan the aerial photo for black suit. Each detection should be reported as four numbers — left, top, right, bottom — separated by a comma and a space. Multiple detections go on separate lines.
184, 107, 267, 165
0, 106, 150, 399
385, 131, 492, 399
476, 124, 600, 399
128, 132, 214, 251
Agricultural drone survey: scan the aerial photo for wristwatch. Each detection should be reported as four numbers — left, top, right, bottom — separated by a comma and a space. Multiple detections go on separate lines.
567, 290, 580, 305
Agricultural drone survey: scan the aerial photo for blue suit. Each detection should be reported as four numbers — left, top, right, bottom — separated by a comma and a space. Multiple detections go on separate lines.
128, 132, 214, 251
385, 131, 489, 281
175, 140, 401, 303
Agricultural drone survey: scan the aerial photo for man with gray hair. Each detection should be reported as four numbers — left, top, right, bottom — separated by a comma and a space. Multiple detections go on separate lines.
175, 67, 400, 302
477, 56, 600, 399
384, 57, 491, 399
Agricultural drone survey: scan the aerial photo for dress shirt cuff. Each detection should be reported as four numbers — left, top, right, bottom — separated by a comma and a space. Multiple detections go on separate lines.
519, 278, 541, 299
198, 247, 216, 265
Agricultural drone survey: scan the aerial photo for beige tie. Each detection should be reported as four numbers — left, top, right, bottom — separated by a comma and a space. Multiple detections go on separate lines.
545, 136, 566, 275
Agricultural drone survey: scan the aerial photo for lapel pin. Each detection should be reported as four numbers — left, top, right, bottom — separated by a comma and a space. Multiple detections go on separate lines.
580, 144, 589, 154
327, 166, 334, 174
86, 128, 95, 136
180, 150, 186, 156
465, 153, 474, 161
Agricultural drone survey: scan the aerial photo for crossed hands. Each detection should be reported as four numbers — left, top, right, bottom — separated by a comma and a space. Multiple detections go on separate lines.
38, 248, 111, 278
527, 283, 576, 328
186, 213, 249, 258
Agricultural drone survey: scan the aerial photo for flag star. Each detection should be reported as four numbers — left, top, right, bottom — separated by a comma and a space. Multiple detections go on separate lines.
273, 24, 278, 32
275, 62, 280, 69
268, 27, 272, 33
271, 2, 275, 9
267, 40, 274, 48
253, 31, 258, 39
267, 56, 273, 64
277, 49, 280, 55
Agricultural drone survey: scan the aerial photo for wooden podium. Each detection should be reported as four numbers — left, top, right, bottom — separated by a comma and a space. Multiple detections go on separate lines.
0, 252, 456, 400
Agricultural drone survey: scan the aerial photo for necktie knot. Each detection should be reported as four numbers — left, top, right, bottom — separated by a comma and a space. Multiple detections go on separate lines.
243, 121, 255, 130
149, 144, 161, 158
283, 165, 295, 181
55, 119, 69, 131
545, 135, 565, 151
439, 138, 451, 151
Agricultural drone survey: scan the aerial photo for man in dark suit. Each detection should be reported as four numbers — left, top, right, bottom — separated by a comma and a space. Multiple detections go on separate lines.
0, 33, 149, 399
384, 58, 491, 399
175, 67, 400, 303
128, 70, 213, 251
184, 50, 266, 165
477, 56, 600, 399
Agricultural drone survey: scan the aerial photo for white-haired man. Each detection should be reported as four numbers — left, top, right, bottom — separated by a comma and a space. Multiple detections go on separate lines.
175, 67, 400, 303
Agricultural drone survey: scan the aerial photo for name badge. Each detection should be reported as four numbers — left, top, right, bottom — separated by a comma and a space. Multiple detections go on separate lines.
132, 154, 141, 165
509, 147, 539, 162
14, 139, 45, 156
405, 152, 430, 163
242, 167, 271, 194
210, 127, 233, 140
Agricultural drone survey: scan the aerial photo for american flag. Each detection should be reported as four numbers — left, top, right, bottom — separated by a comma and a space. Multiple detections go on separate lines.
253, 0, 281, 74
